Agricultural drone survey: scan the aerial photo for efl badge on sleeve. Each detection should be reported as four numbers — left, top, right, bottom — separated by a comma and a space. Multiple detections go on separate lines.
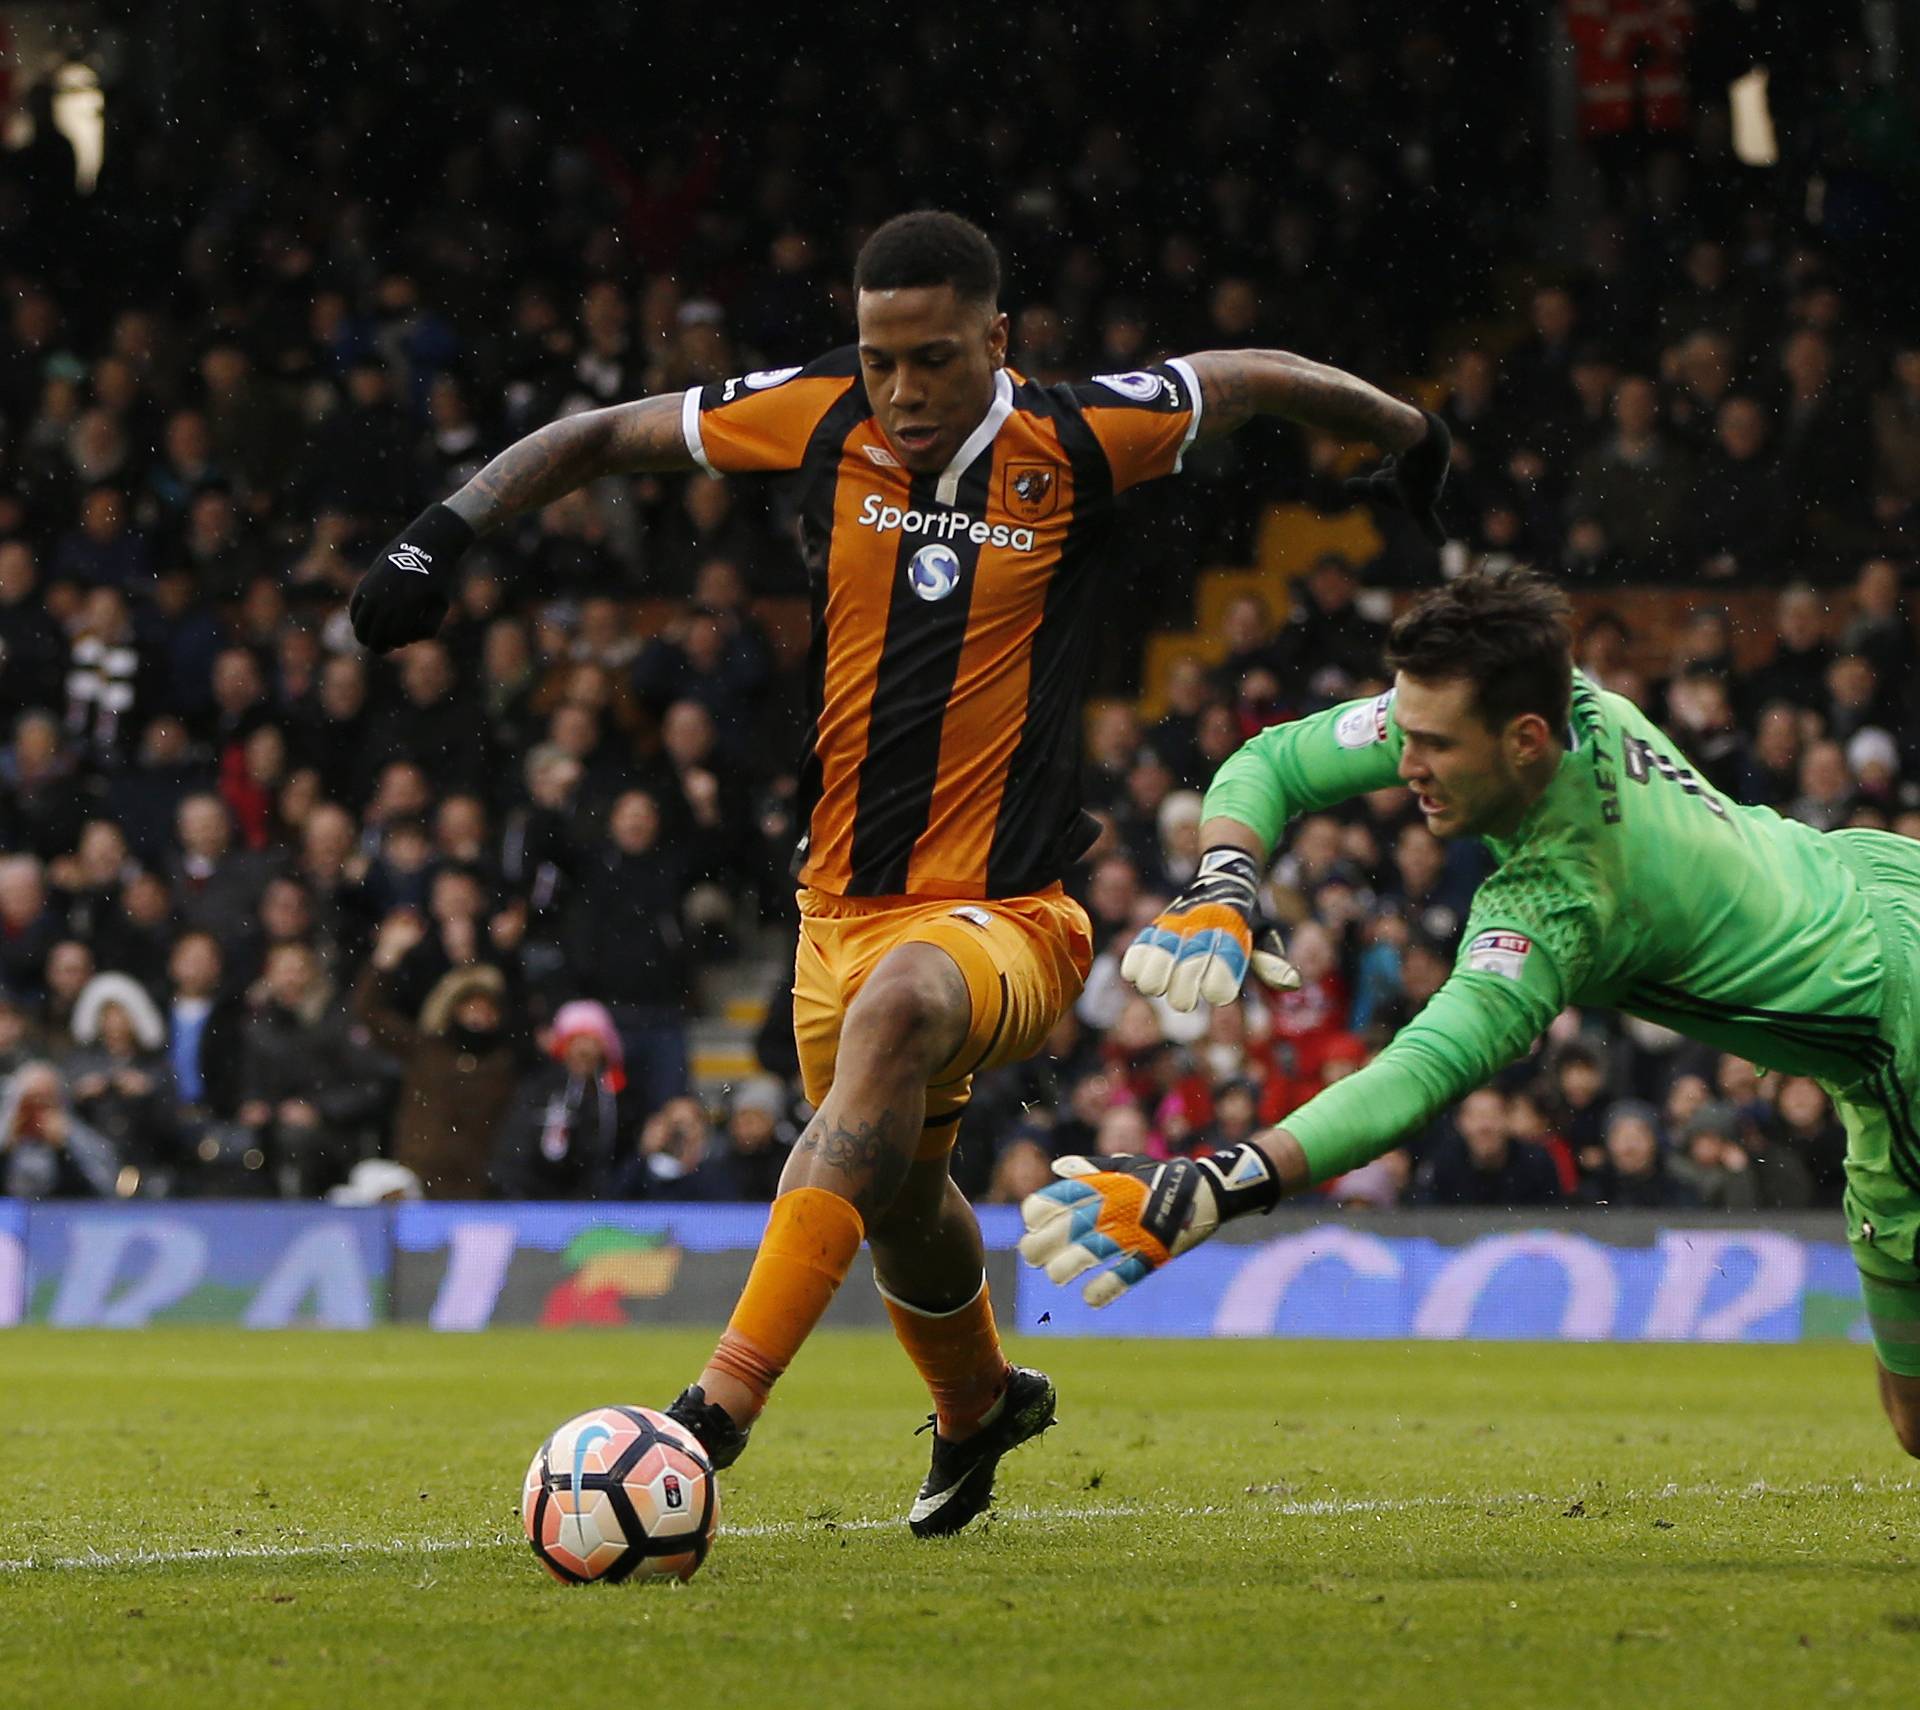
1466, 930, 1533, 980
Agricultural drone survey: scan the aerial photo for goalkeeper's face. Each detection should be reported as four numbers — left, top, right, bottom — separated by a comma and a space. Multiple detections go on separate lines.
856, 285, 1009, 474
1393, 672, 1555, 840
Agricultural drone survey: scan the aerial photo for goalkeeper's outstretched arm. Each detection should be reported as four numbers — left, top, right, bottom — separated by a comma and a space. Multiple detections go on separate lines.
1123, 696, 1407, 1009
1023, 959, 1559, 1305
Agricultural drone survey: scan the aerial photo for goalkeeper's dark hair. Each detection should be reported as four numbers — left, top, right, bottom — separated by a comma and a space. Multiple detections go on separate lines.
854, 211, 1001, 308
1385, 565, 1573, 734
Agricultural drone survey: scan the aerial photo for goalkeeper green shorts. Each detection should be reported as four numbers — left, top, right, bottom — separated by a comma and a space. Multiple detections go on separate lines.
1829, 834, 1920, 1373
1859, 1272, 1920, 1380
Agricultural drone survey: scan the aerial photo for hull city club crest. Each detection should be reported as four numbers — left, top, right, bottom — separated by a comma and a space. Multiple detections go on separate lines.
1005, 461, 1061, 521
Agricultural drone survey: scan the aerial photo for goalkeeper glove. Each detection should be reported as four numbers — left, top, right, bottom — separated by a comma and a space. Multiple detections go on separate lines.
1120, 847, 1299, 1012
349, 502, 474, 653
1019, 1144, 1282, 1307
1343, 407, 1452, 545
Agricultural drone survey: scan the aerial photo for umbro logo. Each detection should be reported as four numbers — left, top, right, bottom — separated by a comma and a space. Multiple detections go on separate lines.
388, 545, 432, 574
863, 444, 900, 468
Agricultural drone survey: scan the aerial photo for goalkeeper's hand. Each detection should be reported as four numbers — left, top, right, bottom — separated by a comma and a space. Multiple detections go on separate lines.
349, 502, 474, 653
1343, 407, 1452, 545
1120, 847, 1299, 1012
1018, 1143, 1282, 1307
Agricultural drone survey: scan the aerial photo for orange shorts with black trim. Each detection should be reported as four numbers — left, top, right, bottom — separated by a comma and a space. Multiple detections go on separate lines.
792, 884, 1094, 1161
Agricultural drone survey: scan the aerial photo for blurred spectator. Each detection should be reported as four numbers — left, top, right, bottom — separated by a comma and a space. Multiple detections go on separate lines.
1413, 1088, 1562, 1206
52, 485, 151, 589
1667, 1101, 1763, 1211
618, 1094, 724, 1199
43, 941, 96, 1038
240, 941, 389, 1198
1789, 741, 1854, 832
1188, 1077, 1260, 1158
1279, 555, 1389, 689
1084, 703, 1143, 813
0, 543, 69, 720
1, 711, 88, 858
564, 789, 693, 1119
710, 1075, 795, 1201
1775, 329, 1867, 532
1569, 375, 1692, 578
65, 588, 153, 766
1690, 397, 1789, 580
353, 936, 517, 1199
1507, 1083, 1578, 1195
1747, 586, 1834, 714
1740, 702, 1803, 808
1147, 659, 1217, 790
1211, 594, 1285, 703
370, 641, 490, 798
167, 792, 275, 953
1841, 560, 1915, 684
63, 971, 177, 1193
0, 1060, 119, 1198
0, 991, 42, 1080
987, 1131, 1056, 1205
1093, 1101, 1158, 1160
165, 930, 248, 1130
311, 358, 418, 527
1549, 1042, 1610, 1177
646, 480, 768, 599
1325, 1148, 1412, 1209
1760, 1077, 1847, 1207
495, 999, 629, 1200
1155, 791, 1204, 893
0, 854, 62, 998
1871, 345, 1920, 510
1580, 1101, 1698, 1209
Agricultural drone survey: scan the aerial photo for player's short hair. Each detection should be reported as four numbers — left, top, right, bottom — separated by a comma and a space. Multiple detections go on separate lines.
854, 211, 1000, 308
1385, 565, 1573, 734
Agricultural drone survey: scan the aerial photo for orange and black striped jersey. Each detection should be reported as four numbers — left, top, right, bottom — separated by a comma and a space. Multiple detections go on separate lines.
681, 349, 1202, 900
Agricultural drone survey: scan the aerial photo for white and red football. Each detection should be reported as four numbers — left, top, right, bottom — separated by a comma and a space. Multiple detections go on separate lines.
521, 1405, 719, 1584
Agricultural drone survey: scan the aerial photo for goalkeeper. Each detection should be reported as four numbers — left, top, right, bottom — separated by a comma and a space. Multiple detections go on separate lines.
1023, 565, 1920, 1456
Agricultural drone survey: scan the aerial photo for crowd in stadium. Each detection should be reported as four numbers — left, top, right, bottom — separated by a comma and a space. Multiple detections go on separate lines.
0, 4, 1908, 1208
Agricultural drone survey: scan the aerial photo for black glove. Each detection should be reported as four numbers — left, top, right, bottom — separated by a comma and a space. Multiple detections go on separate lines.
1343, 407, 1452, 545
348, 503, 475, 653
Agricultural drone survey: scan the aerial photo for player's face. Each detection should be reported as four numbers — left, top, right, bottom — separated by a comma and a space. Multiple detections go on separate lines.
856, 285, 1008, 475
1392, 673, 1541, 840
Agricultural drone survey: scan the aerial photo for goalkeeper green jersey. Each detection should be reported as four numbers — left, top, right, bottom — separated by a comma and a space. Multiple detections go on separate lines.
1204, 673, 1920, 1195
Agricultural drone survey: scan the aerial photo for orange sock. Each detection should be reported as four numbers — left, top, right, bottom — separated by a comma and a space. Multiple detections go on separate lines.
879, 1273, 1012, 1439
703, 1187, 865, 1425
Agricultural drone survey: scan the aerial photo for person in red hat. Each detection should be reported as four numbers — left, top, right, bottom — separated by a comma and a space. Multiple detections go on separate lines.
493, 999, 629, 1200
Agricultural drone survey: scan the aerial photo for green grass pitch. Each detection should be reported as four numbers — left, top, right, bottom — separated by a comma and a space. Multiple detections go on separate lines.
3, 1328, 1918, 1709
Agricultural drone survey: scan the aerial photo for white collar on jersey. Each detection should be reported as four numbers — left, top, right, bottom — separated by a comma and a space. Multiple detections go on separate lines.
935, 369, 1015, 508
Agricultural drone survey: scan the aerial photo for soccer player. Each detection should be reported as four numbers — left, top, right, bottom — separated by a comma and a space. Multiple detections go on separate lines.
1021, 565, 1920, 1457
347, 210, 1449, 1531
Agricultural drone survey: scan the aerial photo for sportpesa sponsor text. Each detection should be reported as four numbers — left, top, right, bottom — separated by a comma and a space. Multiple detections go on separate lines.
858, 494, 1039, 552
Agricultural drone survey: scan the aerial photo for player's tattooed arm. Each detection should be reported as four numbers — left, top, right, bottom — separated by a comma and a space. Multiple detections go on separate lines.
1185, 349, 1426, 450
444, 394, 696, 533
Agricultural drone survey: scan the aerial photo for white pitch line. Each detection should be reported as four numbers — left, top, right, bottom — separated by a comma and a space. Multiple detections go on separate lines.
1, 1475, 1911, 1575
0, 1534, 505, 1574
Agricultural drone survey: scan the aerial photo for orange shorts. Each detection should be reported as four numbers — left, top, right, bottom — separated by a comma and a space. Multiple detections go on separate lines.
792, 884, 1094, 1160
